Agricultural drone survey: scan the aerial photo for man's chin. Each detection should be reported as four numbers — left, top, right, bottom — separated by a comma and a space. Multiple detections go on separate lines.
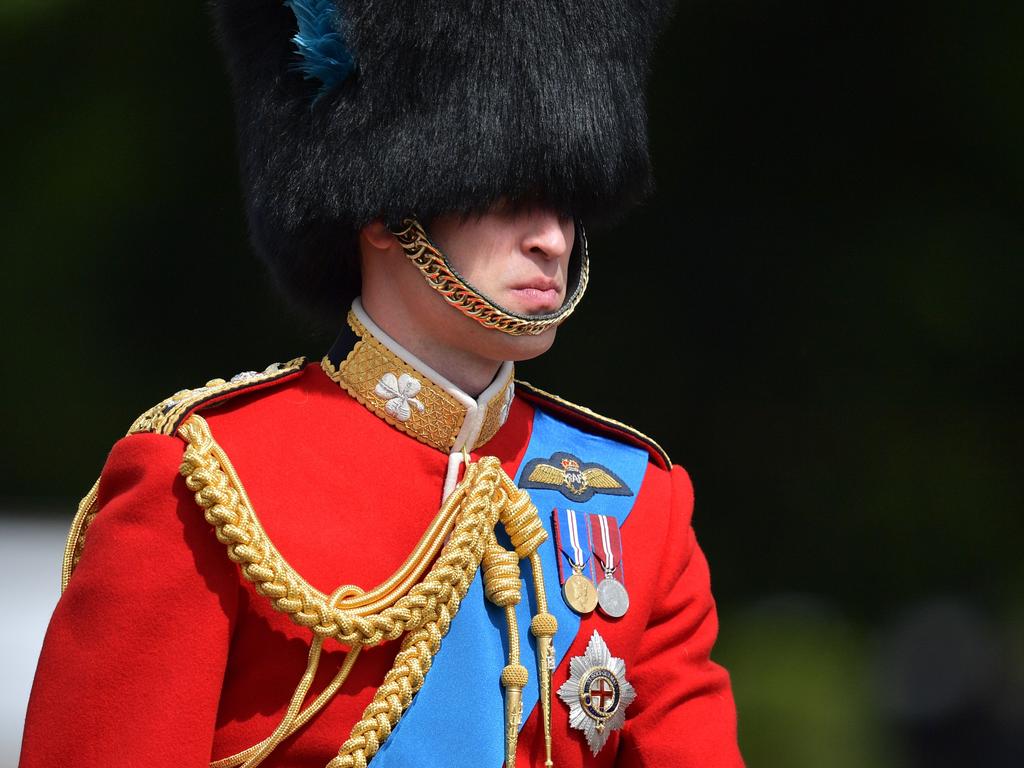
494, 326, 559, 362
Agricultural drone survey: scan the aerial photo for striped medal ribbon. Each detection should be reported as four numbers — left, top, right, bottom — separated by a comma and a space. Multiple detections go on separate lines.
557, 508, 598, 614
591, 514, 630, 618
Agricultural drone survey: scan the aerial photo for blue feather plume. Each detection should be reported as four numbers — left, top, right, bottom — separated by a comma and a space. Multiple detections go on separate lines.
283, 0, 355, 100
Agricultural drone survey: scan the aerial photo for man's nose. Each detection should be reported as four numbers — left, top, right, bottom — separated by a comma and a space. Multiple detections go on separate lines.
521, 212, 573, 261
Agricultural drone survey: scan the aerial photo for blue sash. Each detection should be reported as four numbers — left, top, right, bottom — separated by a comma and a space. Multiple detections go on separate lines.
371, 408, 648, 767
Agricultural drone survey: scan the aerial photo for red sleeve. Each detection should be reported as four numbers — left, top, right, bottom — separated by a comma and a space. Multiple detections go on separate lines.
20, 432, 239, 768
618, 465, 744, 767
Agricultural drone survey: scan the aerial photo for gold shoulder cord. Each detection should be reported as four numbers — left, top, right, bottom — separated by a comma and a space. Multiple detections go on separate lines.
176, 414, 558, 768
61, 359, 307, 593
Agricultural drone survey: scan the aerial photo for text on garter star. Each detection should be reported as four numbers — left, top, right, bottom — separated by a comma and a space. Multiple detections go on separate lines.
375, 372, 426, 422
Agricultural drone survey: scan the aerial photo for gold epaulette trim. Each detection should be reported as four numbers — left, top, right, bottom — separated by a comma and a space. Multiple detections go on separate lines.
514, 379, 672, 469
128, 357, 307, 436
61, 479, 100, 592
61, 357, 307, 592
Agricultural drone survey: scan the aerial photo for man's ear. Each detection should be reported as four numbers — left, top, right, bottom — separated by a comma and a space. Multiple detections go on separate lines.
359, 220, 397, 253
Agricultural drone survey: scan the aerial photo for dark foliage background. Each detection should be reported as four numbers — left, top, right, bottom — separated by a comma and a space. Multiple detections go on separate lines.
3, 2, 1021, 765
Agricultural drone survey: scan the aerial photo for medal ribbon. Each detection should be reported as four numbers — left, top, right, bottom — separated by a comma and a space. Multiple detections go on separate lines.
553, 507, 594, 585
590, 513, 624, 583
567, 508, 587, 568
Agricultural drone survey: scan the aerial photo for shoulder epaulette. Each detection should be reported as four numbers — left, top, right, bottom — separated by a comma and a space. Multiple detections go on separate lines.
63, 358, 307, 592
514, 380, 672, 470
127, 357, 308, 437
63, 357, 308, 591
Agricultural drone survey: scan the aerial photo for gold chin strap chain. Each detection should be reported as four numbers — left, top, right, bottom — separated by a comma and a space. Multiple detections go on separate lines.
392, 217, 589, 338
178, 415, 557, 768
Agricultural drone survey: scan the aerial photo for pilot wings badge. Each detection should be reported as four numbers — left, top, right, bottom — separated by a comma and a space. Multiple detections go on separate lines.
558, 630, 636, 755
520, 451, 633, 502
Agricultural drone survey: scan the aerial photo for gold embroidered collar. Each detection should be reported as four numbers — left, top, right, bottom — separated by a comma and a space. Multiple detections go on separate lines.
321, 300, 516, 454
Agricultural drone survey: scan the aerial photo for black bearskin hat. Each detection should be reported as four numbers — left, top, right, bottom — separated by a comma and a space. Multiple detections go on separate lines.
211, 0, 676, 319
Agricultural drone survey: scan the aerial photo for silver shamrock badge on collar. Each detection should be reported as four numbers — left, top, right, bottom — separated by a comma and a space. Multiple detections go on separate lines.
558, 630, 636, 755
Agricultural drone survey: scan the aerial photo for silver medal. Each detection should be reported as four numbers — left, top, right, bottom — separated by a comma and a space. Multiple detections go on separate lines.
597, 576, 630, 618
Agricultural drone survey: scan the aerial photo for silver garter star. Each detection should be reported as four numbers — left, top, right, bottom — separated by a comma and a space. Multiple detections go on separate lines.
557, 630, 636, 755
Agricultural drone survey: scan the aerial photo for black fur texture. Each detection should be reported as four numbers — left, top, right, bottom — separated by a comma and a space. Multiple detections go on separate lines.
210, 0, 675, 318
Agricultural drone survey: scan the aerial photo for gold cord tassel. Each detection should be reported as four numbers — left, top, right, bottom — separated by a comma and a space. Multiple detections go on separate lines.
483, 541, 528, 767
500, 485, 558, 768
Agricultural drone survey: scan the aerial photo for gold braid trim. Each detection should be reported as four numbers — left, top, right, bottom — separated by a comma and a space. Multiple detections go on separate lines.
177, 414, 556, 768
516, 378, 672, 469
61, 479, 100, 593
320, 313, 467, 454
131, 358, 306, 437
179, 414, 497, 646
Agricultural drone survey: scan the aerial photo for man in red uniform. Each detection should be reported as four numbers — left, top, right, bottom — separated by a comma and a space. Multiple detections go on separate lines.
21, 1, 743, 766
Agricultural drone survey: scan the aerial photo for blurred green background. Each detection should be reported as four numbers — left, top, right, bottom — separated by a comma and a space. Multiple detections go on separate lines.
2, 1, 1021, 766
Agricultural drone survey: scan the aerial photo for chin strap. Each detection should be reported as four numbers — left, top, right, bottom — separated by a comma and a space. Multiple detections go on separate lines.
392, 217, 589, 337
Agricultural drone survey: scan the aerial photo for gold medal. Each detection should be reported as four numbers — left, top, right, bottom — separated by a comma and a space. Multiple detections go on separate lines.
563, 568, 598, 613
553, 507, 599, 614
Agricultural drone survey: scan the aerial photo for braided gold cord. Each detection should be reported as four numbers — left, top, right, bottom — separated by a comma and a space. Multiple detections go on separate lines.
178, 414, 552, 768
179, 415, 479, 647
483, 542, 523, 614
212, 587, 364, 768
327, 459, 513, 768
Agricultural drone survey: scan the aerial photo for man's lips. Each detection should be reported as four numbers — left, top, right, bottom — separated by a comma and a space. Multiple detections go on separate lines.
511, 277, 561, 293
508, 279, 564, 312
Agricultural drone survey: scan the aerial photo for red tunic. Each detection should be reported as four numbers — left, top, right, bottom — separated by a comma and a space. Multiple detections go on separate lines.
21, 346, 741, 766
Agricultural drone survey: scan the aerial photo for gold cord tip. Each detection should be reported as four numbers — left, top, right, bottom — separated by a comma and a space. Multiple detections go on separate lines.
503, 684, 524, 768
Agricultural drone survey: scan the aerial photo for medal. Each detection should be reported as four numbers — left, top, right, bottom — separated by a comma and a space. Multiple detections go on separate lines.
590, 513, 630, 618
552, 508, 598, 614
596, 577, 629, 618
564, 569, 599, 614
557, 630, 636, 756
